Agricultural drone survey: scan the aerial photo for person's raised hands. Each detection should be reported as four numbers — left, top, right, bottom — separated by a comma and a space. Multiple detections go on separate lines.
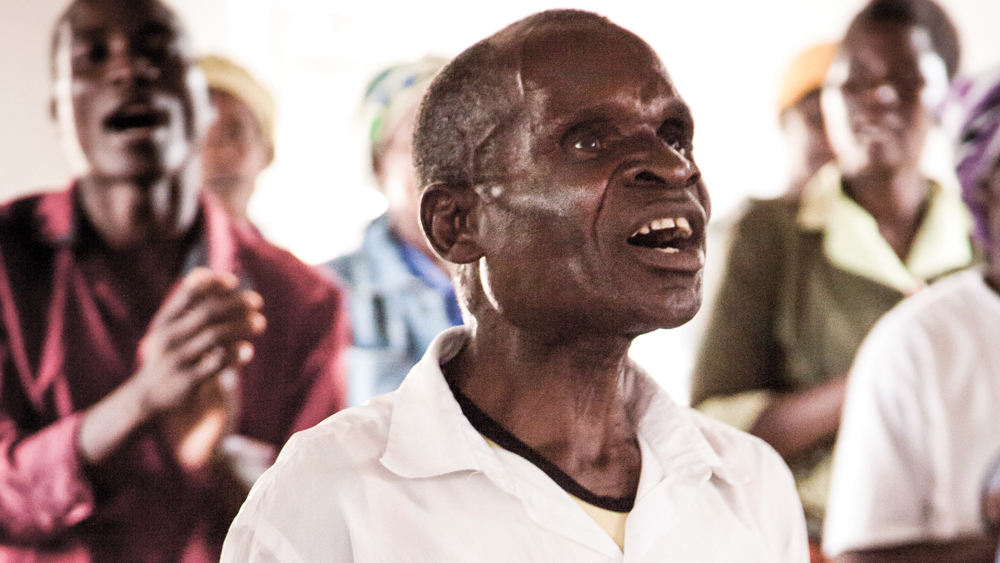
134, 268, 265, 419
78, 268, 265, 468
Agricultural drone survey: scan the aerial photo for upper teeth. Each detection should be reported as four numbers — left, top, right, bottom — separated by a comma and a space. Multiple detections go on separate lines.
634, 217, 692, 237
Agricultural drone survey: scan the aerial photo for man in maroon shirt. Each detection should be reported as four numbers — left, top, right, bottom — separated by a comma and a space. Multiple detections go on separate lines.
0, 0, 348, 561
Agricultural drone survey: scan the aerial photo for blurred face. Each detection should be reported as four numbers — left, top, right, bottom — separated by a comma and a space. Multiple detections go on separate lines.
473, 25, 710, 337
822, 21, 947, 178
782, 90, 834, 184
376, 107, 427, 253
54, 0, 208, 183
201, 89, 272, 217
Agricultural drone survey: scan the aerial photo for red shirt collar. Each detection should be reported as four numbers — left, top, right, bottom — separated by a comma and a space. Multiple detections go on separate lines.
35, 182, 240, 276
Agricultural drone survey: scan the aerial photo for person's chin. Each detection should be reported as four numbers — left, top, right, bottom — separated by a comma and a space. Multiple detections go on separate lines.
627, 289, 702, 334
91, 155, 170, 185
204, 176, 242, 195
857, 140, 905, 173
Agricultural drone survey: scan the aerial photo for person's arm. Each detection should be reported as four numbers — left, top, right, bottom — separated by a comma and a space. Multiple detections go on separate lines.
0, 411, 95, 541
833, 536, 998, 563
0, 268, 264, 543
750, 375, 846, 459
0, 271, 256, 543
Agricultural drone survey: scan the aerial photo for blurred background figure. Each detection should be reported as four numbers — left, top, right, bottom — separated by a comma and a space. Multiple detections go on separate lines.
199, 54, 276, 225
778, 42, 838, 198
0, 0, 347, 560
823, 66, 1000, 563
690, 0, 971, 557
321, 55, 460, 406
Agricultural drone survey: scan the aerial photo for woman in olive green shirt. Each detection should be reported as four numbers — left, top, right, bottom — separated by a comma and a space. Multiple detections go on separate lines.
691, 0, 972, 543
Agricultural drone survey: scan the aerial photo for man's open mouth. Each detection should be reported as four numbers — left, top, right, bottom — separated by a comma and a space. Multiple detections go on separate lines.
626, 217, 694, 254
104, 106, 168, 132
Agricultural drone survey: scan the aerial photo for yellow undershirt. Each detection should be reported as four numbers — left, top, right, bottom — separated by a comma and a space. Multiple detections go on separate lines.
484, 437, 630, 551
571, 495, 628, 551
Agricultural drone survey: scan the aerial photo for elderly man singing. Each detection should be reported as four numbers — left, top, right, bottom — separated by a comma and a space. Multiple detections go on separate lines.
223, 10, 808, 563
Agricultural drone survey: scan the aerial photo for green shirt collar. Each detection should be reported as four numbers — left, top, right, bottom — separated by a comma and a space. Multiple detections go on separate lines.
797, 163, 972, 294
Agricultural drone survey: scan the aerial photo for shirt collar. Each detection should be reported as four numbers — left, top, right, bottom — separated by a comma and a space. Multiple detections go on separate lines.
34, 183, 242, 278
379, 327, 747, 486
797, 163, 973, 294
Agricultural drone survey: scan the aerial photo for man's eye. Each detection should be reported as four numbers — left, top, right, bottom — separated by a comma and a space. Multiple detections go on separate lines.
573, 135, 603, 151
563, 122, 616, 156
73, 42, 108, 66
658, 119, 692, 155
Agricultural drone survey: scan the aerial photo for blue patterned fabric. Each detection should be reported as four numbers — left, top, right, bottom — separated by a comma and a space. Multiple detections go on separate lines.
322, 215, 461, 406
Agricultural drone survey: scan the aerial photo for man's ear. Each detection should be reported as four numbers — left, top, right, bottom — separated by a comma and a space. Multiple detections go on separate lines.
420, 183, 483, 264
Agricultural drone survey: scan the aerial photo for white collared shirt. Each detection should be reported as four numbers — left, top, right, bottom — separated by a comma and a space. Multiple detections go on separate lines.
222, 328, 808, 563
823, 270, 1000, 557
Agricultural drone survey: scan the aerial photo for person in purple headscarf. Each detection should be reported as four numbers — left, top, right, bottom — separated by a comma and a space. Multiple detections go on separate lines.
822, 68, 1000, 563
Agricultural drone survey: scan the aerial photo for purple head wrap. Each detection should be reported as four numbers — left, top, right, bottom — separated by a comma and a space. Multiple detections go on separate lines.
952, 68, 1000, 249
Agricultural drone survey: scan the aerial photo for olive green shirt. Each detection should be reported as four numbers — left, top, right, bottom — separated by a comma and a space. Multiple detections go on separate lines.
691, 164, 974, 538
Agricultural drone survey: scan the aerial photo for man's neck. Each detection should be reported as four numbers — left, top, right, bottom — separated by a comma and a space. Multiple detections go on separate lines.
78, 172, 199, 252
444, 315, 641, 498
842, 166, 929, 261
77, 172, 201, 308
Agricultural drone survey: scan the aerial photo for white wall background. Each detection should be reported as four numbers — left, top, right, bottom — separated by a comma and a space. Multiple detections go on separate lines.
3, 0, 999, 402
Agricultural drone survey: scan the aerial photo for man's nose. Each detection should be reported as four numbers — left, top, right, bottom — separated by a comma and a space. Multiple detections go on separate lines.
105, 34, 161, 86
622, 142, 700, 189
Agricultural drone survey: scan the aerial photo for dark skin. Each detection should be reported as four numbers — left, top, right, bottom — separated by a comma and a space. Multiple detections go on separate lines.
53, 0, 265, 480
751, 20, 946, 463
421, 23, 708, 497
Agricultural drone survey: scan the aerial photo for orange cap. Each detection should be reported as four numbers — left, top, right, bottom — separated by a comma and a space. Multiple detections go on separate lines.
777, 42, 838, 114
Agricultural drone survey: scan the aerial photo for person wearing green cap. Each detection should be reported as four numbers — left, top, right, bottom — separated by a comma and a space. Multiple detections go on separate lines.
321, 56, 462, 407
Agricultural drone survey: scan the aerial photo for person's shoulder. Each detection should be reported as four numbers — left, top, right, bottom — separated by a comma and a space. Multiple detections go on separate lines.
320, 249, 364, 288
736, 196, 799, 230
263, 393, 396, 486
682, 406, 806, 547
319, 217, 392, 289
686, 407, 788, 476
871, 269, 986, 338
724, 196, 802, 253
0, 192, 47, 236
228, 395, 398, 559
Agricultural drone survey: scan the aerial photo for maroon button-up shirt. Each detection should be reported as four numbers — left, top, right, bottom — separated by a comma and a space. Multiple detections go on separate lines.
0, 187, 348, 562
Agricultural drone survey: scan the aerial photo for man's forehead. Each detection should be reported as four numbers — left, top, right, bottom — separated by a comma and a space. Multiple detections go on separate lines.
515, 24, 678, 118
65, 0, 179, 36
521, 23, 662, 75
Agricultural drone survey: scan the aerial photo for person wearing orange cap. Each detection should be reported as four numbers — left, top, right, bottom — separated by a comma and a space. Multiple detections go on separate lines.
691, 0, 972, 558
778, 43, 838, 198
199, 55, 276, 225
